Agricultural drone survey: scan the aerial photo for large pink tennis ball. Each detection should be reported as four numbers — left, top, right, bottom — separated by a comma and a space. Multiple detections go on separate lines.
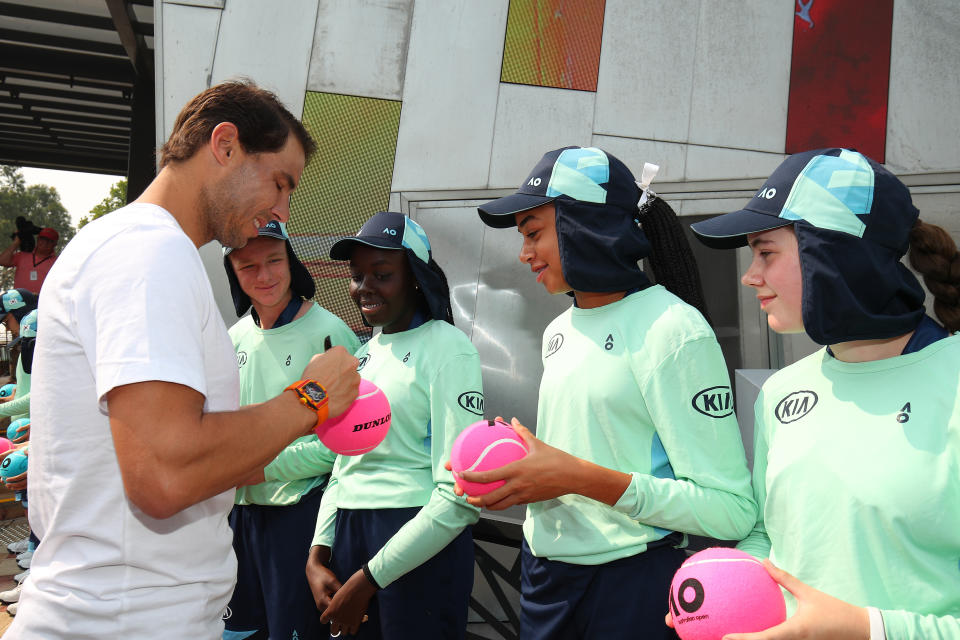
450, 419, 529, 496
314, 379, 391, 456
0, 437, 14, 456
669, 547, 786, 640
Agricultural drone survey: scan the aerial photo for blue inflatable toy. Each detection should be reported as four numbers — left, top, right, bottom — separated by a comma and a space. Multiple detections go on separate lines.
0, 449, 27, 480
7, 418, 29, 442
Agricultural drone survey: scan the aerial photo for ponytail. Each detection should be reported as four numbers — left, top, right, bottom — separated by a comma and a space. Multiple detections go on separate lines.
908, 219, 960, 332
639, 196, 711, 323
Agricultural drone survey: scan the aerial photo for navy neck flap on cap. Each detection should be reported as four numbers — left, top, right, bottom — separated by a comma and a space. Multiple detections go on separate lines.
479, 146, 652, 293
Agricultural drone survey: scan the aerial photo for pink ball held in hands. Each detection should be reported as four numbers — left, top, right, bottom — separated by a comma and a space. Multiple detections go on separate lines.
450, 418, 529, 496
668, 547, 786, 640
314, 379, 391, 456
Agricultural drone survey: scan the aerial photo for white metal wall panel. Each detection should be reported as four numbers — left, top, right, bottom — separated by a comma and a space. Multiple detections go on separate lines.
488, 84, 596, 188
307, 0, 413, 101
687, 0, 793, 152
210, 0, 320, 118
685, 146, 785, 182
886, 0, 960, 173
391, 0, 509, 192
593, 0, 700, 143
590, 134, 687, 182
158, 2, 221, 142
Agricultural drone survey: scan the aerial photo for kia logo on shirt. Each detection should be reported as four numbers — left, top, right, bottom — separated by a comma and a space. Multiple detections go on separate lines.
775, 390, 818, 424
691, 385, 733, 418
458, 391, 484, 415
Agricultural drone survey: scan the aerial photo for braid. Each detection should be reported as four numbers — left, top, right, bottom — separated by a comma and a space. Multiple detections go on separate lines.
908, 219, 960, 332
428, 257, 455, 325
640, 196, 711, 323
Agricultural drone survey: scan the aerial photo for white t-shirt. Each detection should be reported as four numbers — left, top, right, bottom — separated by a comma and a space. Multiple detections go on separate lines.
10, 203, 240, 639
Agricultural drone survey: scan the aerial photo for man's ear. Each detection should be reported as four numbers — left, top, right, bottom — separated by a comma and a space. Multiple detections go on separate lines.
210, 122, 240, 165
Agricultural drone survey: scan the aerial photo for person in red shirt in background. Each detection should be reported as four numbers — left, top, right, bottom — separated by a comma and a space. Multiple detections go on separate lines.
0, 228, 59, 295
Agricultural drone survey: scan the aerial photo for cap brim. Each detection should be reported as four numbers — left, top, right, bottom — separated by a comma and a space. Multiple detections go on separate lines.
690, 209, 794, 249
478, 193, 557, 228
329, 236, 403, 260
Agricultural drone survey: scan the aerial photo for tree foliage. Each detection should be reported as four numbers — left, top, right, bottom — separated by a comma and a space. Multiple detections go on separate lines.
79, 179, 127, 228
0, 165, 76, 289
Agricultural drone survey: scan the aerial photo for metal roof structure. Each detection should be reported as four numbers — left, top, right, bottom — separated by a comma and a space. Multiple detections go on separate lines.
0, 0, 154, 185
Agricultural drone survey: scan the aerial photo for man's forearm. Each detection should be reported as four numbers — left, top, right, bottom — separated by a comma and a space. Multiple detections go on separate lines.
109, 383, 315, 519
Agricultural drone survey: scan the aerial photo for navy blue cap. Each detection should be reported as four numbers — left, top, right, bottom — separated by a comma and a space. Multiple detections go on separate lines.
478, 146, 642, 228
691, 148, 926, 345
691, 148, 918, 252
330, 212, 452, 324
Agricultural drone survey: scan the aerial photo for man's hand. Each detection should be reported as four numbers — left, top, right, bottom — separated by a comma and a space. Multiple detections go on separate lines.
301, 346, 360, 421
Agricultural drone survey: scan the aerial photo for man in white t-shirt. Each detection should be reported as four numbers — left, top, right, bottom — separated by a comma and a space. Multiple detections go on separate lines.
7, 81, 360, 639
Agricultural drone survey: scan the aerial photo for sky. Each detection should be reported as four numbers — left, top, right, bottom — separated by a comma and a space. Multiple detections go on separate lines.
18, 167, 122, 229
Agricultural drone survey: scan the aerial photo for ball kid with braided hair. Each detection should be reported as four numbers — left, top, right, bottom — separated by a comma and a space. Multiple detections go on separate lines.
688, 148, 960, 639
459, 146, 757, 639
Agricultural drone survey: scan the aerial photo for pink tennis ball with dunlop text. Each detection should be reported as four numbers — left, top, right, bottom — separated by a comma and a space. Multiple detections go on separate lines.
669, 547, 786, 640
314, 379, 391, 456
450, 419, 529, 496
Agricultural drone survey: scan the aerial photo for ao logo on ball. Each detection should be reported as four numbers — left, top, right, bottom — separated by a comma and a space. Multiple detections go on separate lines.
668, 547, 786, 640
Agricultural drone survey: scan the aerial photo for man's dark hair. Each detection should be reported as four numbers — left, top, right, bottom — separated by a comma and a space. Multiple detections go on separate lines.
159, 80, 316, 168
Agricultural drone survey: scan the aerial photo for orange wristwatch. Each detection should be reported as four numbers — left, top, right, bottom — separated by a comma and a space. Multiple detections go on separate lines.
285, 380, 330, 425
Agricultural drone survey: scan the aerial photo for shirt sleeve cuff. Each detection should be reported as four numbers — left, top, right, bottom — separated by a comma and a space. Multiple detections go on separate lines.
867, 607, 887, 640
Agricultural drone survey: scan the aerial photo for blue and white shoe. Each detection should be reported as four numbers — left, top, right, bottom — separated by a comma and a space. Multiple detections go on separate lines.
7, 538, 29, 554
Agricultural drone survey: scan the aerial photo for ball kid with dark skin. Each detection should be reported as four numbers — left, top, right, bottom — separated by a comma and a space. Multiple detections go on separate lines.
309, 246, 419, 634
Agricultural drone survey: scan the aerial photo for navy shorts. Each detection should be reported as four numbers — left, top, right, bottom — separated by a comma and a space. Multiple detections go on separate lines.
520, 539, 685, 640
223, 484, 326, 640
329, 507, 474, 640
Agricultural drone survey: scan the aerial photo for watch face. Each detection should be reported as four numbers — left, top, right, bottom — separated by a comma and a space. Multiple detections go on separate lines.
302, 381, 327, 404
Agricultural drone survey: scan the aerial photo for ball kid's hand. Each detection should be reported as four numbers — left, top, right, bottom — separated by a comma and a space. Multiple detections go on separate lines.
721, 560, 870, 640
457, 417, 578, 510
319, 568, 377, 637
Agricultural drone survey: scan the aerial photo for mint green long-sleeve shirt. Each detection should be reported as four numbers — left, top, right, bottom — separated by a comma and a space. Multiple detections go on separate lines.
740, 336, 960, 638
526, 286, 756, 564
312, 319, 481, 588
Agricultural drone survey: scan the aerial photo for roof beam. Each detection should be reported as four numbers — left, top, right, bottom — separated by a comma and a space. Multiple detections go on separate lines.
0, 2, 116, 32
0, 43, 135, 84
105, 0, 153, 75
0, 144, 127, 175
0, 68, 133, 92
0, 81, 132, 107
0, 27, 128, 58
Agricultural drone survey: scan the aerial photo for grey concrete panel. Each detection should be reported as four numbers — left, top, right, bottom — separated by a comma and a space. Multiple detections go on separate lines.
158, 2, 221, 141
590, 134, 687, 182
688, 0, 793, 152
488, 84, 596, 189
685, 145, 785, 181
594, 0, 699, 143
886, 0, 960, 172
211, 0, 319, 117
391, 0, 510, 192
307, 0, 413, 101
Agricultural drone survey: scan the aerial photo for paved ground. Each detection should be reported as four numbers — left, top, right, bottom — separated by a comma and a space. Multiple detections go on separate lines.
0, 496, 28, 636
